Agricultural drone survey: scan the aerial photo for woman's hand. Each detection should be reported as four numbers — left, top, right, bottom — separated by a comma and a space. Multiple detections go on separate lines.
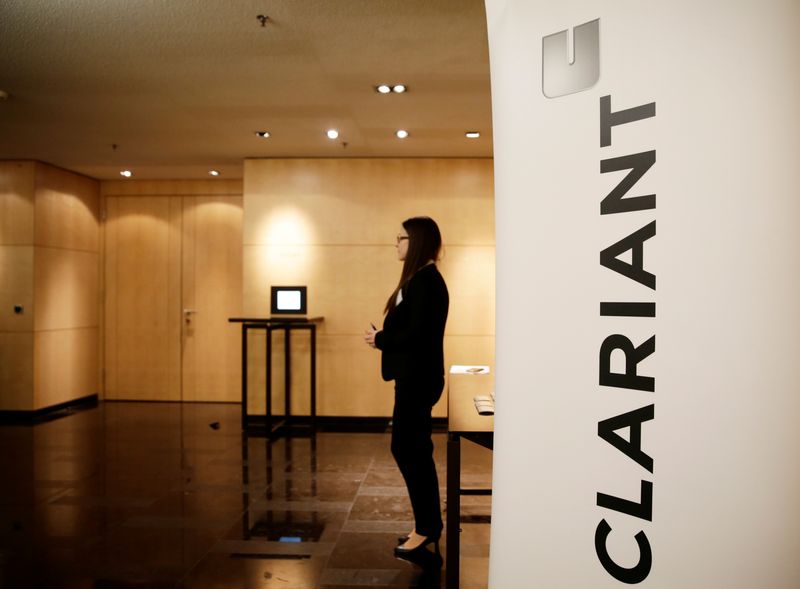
364, 326, 378, 349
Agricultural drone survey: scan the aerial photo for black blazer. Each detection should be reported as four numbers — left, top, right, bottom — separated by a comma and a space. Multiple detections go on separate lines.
374, 264, 449, 382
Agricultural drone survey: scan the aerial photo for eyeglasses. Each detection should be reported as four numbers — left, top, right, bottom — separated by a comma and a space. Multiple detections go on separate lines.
396, 235, 409, 244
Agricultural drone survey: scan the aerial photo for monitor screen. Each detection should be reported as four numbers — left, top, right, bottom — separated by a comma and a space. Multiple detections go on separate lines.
270, 286, 307, 315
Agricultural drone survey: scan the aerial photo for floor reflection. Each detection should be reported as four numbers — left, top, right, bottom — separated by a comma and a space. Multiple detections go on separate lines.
0, 402, 492, 588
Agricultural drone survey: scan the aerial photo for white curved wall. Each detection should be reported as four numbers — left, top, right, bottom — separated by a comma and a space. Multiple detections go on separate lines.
486, 1, 800, 586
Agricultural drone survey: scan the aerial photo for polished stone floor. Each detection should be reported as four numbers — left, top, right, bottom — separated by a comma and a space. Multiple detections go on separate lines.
0, 402, 492, 588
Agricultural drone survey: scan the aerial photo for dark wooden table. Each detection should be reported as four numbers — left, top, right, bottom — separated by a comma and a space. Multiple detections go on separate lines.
446, 368, 494, 589
228, 316, 324, 435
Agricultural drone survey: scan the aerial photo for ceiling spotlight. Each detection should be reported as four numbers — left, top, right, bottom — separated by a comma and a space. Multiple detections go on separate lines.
376, 84, 391, 94
392, 84, 407, 93
396, 130, 409, 139
209, 170, 220, 177
120, 170, 132, 178
326, 129, 339, 139
255, 131, 271, 138
465, 131, 481, 139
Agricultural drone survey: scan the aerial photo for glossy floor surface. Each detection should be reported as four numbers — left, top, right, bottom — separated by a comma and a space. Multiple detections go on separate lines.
0, 403, 492, 588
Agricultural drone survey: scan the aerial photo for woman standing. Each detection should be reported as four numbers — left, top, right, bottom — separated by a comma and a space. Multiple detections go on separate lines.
364, 216, 449, 562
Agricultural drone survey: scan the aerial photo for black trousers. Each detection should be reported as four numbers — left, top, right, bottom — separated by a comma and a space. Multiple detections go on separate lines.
391, 376, 444, 538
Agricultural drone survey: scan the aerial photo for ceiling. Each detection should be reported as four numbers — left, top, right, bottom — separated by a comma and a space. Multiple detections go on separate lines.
0, 0, 493, 180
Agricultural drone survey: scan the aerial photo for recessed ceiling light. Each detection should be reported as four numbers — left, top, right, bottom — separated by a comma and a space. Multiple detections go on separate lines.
396, 130, 409, 139
326, 129, 339, 139
209, 170, 220, 177
376, 85, 391, 94
465, 131, 481, 139
392, 84, 407, 93
120, 170, 132, 178
255, 131, 271, 138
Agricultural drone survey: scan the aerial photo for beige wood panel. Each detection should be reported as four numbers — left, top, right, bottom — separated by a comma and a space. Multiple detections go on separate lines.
104, 196, 182, 400
0, 332, 34, 410
181, 196, 243, 402
33, 328, 98, 410
243, 159, 495, 247
104, 197, 119, 399
101, 179, 243, 197
443, 336, 495, 372
244, 329, 267, 415
243, 244, 495, 336
34, 247, 98, 331
97, 195, 107, 399
34, 163, 99, 252
0, 245, 34, 332
0, 161, 36, 245
438, 245, 496, 336
245, 333, 494, 418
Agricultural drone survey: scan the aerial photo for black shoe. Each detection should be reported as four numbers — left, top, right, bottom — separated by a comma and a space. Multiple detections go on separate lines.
394, 539, 443, 570
394, 534, 440, 556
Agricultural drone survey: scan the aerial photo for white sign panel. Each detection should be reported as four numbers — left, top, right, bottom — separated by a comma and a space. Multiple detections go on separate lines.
485, 0, 800, 587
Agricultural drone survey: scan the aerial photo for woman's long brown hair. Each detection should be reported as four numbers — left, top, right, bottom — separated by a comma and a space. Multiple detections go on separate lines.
384, 216, 442, 314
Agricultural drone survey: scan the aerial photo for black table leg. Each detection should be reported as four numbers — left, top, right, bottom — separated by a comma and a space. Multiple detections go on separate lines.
285, 327, 291, 420
266, 326, 272, 432
446, 432, 461, 589
241, 324, 249, 430
310, 324, 316, 429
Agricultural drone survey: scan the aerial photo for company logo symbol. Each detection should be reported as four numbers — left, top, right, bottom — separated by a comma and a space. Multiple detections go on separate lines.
542, 19, 600, 99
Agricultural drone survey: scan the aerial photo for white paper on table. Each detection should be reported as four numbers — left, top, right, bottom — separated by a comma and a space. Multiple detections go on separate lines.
449, 365, 491, 375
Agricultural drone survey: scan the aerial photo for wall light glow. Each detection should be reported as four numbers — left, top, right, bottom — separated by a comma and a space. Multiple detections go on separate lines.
257, 207, 315, 247
252, 208, 317, 300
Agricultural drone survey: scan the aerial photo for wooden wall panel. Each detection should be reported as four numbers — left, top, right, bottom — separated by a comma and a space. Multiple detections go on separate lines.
104, 196, 182, 400
0, 161, 35, 245
0, 162, 36, 410
316, 335, 394, 417
181, 196, 243, 402
103, 197, 120, 399
34, 248, 98, 331
34, 163, 99, 251
0, 332, 34, 410
1, 161, 99, 411
244, 158, 495, 417
101, 182, 244, 403
245, 330, 267, 415
33, 328, 98, 410
0, 245, 34, 332
30, 163, 100, 410
438, 246, 496, 336
102, 179, 243, 197
244, 159, 495, 247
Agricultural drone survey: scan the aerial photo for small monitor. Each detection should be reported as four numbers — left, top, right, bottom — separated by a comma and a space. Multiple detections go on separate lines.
271, 286, 307, 315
